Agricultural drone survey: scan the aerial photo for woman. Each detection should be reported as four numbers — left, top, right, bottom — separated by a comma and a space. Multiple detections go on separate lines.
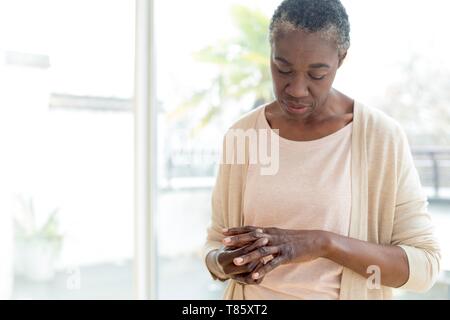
204, 0, 441, 299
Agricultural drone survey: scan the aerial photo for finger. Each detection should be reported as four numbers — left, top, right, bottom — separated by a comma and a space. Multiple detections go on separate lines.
233, 246, 280, 266
253, 262, 265, 285
222, 230, 266, 247
228, 260, 259, 281
251, 256, 284, 280
220, 238, 267, 271
223, 258, 260, 276
234, 237, 269, 257
231, 274, 251, 285
236, 262, 264, 285
225, 264, 255, 276
260, 254, 275, 265
223, 226, 263, 236
245, 262, 266, 285
245, 261, 265, 285
231, 262, 263, 285
219, 239, 262, 266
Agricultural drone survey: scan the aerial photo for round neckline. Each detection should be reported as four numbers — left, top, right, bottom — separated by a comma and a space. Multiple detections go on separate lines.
260, 105, 353, 148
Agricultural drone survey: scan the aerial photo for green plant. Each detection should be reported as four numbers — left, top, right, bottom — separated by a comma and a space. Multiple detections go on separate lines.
14, 195, 63, 243
170, 5, 272, 134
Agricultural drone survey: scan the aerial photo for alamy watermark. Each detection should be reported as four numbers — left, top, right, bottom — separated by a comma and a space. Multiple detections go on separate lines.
220, 128, 280, 175
66, 267, 81, 291
366, 265, 381, 290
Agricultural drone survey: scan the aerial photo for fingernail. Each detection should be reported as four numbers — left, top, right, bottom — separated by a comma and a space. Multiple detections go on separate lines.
223, 237, 231, 243
263, 238, 268, 245
256, 228, 263, 233
234, 257, 243, 265
252, 272, 260, 280
222, 228, 228, 233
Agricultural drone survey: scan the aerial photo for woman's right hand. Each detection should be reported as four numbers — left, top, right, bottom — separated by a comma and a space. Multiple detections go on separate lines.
210, 237, 269, 285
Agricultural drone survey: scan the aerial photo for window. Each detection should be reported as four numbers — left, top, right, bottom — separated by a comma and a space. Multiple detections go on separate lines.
153, 0, 450, 299
0, 0, 135, 299
1, 0, 449, 300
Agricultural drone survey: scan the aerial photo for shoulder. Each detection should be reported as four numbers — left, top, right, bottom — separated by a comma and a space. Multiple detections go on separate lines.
357, 101, 406, 143
227, 103, 267, 131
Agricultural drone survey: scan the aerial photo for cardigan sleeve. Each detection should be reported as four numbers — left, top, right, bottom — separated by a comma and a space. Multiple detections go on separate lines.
391, 127, 441, 292
202, 136, 228, 280
203, 163, 225, 262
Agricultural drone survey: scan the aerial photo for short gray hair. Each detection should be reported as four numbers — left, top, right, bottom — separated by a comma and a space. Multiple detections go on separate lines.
269, 0, 351, 55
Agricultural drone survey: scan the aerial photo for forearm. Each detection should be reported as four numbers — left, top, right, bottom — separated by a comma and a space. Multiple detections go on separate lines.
323, 231, 409, 288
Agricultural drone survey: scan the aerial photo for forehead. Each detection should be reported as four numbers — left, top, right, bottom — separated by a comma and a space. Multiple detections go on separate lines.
271, 28, 338, 65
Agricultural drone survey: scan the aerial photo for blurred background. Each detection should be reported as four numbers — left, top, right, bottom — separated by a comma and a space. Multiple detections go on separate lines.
0, 0, 449, 299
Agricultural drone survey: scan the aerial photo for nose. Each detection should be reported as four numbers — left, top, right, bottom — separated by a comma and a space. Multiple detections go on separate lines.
285, 74, 309, 98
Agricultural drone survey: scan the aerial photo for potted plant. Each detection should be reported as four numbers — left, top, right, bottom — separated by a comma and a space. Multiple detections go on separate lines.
13, 195, 63, 282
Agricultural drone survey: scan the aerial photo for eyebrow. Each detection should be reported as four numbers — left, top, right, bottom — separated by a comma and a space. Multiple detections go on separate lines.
274, 56, 330, 69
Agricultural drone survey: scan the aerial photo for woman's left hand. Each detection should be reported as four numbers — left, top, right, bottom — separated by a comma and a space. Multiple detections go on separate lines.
222, 226, 330, 281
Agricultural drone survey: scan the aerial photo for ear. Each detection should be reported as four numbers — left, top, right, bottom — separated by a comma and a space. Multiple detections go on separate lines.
338, 51, 347, 68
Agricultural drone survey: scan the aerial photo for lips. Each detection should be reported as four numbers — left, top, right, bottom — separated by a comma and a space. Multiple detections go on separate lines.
288, 104, 308, 109
282, 100, 311, 114
284, 100, 311, 109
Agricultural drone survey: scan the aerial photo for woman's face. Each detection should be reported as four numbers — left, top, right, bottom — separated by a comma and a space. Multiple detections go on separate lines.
270, 28, 344, 121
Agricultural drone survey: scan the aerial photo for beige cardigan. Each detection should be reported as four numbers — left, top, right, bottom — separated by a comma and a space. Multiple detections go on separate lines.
203, 101, 441, 299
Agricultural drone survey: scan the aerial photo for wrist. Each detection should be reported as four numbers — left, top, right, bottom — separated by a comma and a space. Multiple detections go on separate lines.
317, 230, 335, 258
207, 249, 228, 281
290, 230, 334, 262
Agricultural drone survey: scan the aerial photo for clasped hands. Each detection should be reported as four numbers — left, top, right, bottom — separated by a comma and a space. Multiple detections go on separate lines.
215, 226, 329, 285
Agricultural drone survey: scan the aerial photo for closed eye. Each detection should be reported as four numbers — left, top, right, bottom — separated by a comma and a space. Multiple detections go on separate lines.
309, 74, 326, 80
277, 69, 292, 75
277, 68, 326, 80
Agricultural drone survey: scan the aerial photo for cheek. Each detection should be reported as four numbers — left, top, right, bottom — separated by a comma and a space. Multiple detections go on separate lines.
270, 72, 287, 94
270, 76, 281, 94
311, 80, 331, 94
311, 73, 336, 96
308, 84, 329, 102
273, 78, 284, 91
